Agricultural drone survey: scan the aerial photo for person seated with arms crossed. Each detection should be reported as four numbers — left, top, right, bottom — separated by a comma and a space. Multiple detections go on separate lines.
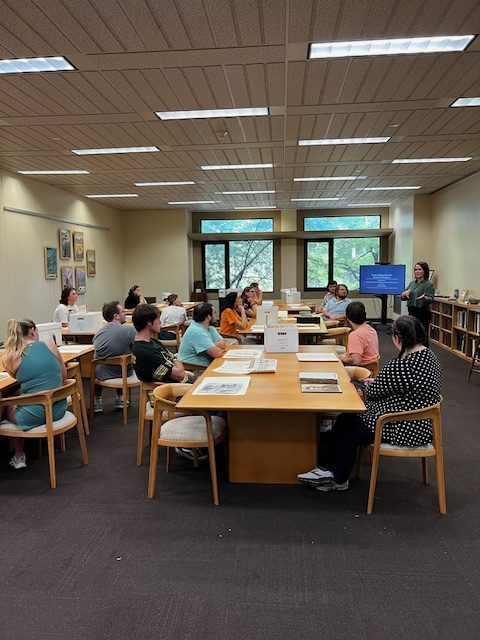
178, 303, 227, 367
321, 283, 351, 323
315, 280, 337, 314
249, 282, 263, 305
53, 287, 79, 326
92, 301, 137, 413
298, 316, 441, 492
340, 301, 379, 366
124, 284, 147, 309
219, 291, 248, 337
159, 293, 188, 340
2, 318, 67, 469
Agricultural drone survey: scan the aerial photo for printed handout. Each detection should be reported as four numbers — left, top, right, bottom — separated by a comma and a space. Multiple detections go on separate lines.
193, 376, 251, 396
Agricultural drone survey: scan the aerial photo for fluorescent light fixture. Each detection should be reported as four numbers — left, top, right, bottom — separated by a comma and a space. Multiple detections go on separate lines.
18, 170, 89, 175
392, 157, 471, 163
358, 186, 421, 191
309, 35, 475, 59
0, 56, 75, 74
72, 146, 159, 155
299, 137, 390, 146
156, 107, 269, 120
291, 197, 341, 201
168, 200, 220, 205
134, 181, 195, 186
293, 176, 364, 181
201, 163, 273, 170
86, 193, 139, 198
234, 206, 276, 210
347, 203, 391, 207
218, 190, 275, 194
451, 97, 480, 107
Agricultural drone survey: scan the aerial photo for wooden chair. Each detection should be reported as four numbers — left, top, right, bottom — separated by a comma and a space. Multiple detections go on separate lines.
177, 360, 207, 373
137, 380, 163, 465
467, 337, 480, 382
324, 326, 351, 347
0, 379, 88, 488
66, 361, 90, 436
362, 357, 380, 378
361, 398, 446, 515
158, 323, 183, 351
220, 332, 242, 344
148, 384, 227, 505
344, 366, 371, 381
89, 354, 140, 426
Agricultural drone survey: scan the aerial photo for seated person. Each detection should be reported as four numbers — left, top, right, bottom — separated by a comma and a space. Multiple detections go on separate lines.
92, 301, 137, 412
315, 280, 337, 313
178, 303, 227, 367
131, 304, 192, 383
241, 287, 257, 318
159, 293, 188, 340
219, 292, 248, 336
321, 284, 351, 322
249, 282, 263, 305
2, 318, 67, 469
53, 287, 79, 326
124, 285, 147, 309
298, 316, 442, 491
340, 301, 379, 366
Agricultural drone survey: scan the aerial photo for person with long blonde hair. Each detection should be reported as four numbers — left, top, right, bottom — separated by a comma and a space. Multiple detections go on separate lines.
2, 318, 67, 469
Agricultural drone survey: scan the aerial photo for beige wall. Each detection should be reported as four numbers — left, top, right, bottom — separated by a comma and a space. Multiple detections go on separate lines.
0, 171, 124, 333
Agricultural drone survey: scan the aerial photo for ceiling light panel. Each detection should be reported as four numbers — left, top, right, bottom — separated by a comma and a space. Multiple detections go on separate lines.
72, 146, 159, 155
18, 170, 89, 175
293, 176, 364, 181
0, 56, 75, 74
168, 200, 221, 205
299, 138, 390, 146
308, 35, 475, 59
156, 107, 269, 120
201, 163, 273, 170
134, 181, 195, 186
86, 193, 138, 198
218, 190, 275, 194
359, 186, 421, 191
291, 197, 341, 201
234, 206, 276, 210
392, 158, 471, 163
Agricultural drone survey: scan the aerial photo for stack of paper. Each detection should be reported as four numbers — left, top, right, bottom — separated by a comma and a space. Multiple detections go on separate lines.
192, 376, 251, 396
223, 349, 264, 359
296, 352, 338, 362
298, 372, 338, 384
213, 358, 277, 375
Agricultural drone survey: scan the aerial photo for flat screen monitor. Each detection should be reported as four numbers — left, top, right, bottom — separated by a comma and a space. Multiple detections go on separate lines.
359, 264, 406, 295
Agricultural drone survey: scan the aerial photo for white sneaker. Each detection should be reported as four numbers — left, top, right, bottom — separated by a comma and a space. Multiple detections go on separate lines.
94, 397, 103, 413
10, 453, 27, 469
114, 396, 130, 409
297, 467, 333, 484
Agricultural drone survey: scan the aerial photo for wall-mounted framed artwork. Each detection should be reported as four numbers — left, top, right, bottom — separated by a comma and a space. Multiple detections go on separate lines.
86, 249, 96, 276
75, 266, 86, 294
59, 228, 71, 260
61, 266, 74, 289
73, 231, 84, 261
44, 246, 58, 279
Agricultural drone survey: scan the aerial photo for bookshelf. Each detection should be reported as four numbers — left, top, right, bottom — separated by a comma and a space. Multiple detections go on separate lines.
430, 298, 480, 361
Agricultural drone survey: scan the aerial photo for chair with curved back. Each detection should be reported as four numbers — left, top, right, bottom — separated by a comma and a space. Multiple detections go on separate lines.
89, 354, 140, 426
362, 357, 380, 378
157, 323, 183, 351
137, 380, 163, 465
148, 383, 227, 505
66, 361, 90, 436
0, 379, 88, 488
360, 397, 446, 515
220, 333, 242, 345
318, 327, 351, 348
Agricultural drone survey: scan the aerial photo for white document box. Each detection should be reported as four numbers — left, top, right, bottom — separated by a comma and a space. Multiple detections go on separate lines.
264, 325, 299, 353
286, 291, 301, 304
256, 305, 279, 325
69, 311, 104, 333
37, 322, 62, 346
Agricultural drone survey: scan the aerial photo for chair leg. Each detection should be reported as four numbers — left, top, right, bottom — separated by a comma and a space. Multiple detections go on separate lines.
122, 397, 128, 426
422, 457, 429, 485
136, 418, 145, 466
165, 446, 171, 472
356, 445, 365, 479
148, 420, 160, 499
434, 452, 447, 515
207, 440, 220, 506
367, 448, 380, 515
59, 433, 66, 453
46, 433, 57, 489
76, 374, 90, 436
76, 414, 89, 465
192, 447, 199, 468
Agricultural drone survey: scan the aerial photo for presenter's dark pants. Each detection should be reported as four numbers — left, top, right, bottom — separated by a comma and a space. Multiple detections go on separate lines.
319, 413, 374, 484
408, 306, 431, 346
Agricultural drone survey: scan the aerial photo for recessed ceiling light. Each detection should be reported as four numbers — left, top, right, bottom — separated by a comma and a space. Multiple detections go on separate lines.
358, 186, 421, 191
347, 203, 392, 207
293, 176, 365, 181
234, 206, 276, 210
72, 146, 159, 155
0, 56, 75, 74
299, 137, 390, 146
450, 97, 480, 107
155, 107, 269, 120
168, 200, 221, 205
18, 170, 89, 175
392, 157, 471, 163
218, 190, 275, 194
308, 35, 475, 59
86, 194, 139, 198
201, 163, 273, 170
134, 181, 195, 186
291, 197, 341, 201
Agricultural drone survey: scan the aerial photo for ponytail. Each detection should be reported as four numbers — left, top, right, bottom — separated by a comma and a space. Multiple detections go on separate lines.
4, 318, 36, 359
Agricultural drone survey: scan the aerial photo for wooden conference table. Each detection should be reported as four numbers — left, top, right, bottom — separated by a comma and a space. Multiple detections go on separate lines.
177, 345, 365, 484
237, 318, 345, 345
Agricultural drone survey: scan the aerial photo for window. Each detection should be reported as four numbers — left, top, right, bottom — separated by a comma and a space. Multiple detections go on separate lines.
304, 215, 380, 230
201, 218, 273, 233
203, 240, 274, 291
305, 237, 380, 291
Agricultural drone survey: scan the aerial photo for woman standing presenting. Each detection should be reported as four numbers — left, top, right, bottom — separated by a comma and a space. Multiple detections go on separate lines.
401, 262, 435, 344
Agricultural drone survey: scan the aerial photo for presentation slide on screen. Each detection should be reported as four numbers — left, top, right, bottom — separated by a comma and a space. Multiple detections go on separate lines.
359, 265, 405, 295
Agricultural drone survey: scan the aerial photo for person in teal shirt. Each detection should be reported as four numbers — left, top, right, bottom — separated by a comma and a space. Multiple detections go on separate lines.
178, 303, 227, 367
401, 261, 435, 345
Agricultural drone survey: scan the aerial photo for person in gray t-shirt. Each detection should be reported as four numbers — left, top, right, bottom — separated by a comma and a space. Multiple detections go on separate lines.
92, 301, 136, 412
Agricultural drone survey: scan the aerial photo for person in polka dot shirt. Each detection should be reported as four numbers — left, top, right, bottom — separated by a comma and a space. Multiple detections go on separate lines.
298, 315, 442, 492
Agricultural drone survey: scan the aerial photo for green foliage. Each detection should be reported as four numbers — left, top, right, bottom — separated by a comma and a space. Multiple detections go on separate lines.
201, 218, 273, 233
304, 215, 380, 231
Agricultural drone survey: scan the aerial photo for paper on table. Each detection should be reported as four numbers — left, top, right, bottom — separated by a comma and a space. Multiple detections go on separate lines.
0, 372, 10, 380
223, 349, 264, 359
59, 345, 87, 352
296, 352, 338, 362
213, 359, 277, 375
193, 376, 251, 396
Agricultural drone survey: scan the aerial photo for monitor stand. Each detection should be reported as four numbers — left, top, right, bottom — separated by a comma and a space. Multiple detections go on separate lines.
371, 294, 393, 332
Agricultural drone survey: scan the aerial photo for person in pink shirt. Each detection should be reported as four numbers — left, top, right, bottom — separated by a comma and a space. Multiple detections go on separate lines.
340, 301, 379, 366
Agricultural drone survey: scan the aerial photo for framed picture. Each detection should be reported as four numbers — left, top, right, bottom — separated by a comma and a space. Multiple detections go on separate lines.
86, 249, 96, 276
75, 266, 86, 294
61, 266, 74, 289
44, 246, 58, 279
73, 231, 84, 261
59, 228, 71, 260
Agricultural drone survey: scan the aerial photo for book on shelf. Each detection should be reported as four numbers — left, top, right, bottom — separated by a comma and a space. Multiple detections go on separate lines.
298, 372, 338, 384
301, 383, 342, 393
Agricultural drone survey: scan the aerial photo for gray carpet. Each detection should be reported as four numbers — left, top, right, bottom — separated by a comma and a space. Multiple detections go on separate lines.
1, 331, 479, 639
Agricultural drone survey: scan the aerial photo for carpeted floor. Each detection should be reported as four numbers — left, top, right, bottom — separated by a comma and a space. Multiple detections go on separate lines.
1, 331, 479, 639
